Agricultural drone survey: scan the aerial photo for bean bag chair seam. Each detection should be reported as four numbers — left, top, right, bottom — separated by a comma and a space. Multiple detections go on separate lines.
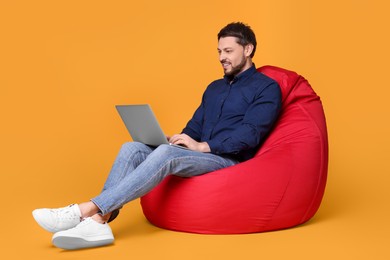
262, 171, 294, 231
295, 99, 328, 223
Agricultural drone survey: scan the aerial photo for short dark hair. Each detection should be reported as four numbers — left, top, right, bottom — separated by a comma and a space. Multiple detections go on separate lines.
218, 22, 257, 58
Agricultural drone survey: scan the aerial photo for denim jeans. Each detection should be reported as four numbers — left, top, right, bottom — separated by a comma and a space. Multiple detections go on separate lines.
91, 142, 239, 215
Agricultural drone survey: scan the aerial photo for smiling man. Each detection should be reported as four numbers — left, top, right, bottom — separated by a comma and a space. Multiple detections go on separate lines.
32, 22, 282, 250
218, 26, 256, 78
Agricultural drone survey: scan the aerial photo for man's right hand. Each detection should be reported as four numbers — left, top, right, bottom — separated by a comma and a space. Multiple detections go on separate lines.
169, 134, 211, 153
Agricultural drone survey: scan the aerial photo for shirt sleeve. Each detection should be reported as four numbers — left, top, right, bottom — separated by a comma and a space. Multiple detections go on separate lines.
207, 81, 282, 155
181, 94, 205, 142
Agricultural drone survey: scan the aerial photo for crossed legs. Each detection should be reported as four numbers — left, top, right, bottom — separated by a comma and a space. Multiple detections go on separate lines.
33, 142, 238, 249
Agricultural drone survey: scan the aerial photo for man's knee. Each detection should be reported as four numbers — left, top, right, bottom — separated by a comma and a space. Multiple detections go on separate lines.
151, 144, 178, 158
120, 142, 151, 155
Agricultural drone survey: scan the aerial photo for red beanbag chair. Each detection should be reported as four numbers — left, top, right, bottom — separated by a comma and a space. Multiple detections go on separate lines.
140, 66, 328, 234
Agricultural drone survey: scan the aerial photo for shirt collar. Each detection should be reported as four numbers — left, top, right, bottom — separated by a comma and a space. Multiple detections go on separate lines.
223, 64, 257, 84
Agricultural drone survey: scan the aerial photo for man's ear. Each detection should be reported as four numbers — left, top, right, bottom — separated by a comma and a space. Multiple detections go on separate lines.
244, 44, 254, 58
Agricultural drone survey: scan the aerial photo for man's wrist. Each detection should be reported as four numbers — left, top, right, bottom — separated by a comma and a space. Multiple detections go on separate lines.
199, 142, 211, 153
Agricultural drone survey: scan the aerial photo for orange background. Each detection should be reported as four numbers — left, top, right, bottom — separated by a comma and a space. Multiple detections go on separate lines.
1, 0, 389, 259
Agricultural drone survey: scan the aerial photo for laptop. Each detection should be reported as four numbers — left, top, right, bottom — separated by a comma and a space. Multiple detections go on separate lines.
116, 104, 189, 149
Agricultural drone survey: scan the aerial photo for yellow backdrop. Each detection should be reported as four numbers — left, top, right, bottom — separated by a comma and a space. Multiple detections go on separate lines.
1, 0, 389, 259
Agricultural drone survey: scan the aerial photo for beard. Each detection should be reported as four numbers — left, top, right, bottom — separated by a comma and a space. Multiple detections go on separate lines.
222, 55, 248, 79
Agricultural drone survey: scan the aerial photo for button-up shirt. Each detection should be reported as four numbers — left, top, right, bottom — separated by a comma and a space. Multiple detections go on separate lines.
182, 65, 282, 161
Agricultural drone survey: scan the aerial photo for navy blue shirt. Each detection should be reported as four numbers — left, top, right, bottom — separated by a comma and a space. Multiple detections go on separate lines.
182, 65, 282, 162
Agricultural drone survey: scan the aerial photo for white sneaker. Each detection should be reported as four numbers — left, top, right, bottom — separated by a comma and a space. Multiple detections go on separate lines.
52, 217, 114, 250
32, 204, 82, 233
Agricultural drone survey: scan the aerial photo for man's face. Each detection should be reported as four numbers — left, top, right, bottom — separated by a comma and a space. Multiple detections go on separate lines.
218, 36, 251, 77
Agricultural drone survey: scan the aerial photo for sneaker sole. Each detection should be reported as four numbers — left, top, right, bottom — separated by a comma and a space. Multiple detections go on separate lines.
52, 235, 114, 250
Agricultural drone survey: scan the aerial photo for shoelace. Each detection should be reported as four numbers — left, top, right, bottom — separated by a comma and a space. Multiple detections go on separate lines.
51, 204, 80, 221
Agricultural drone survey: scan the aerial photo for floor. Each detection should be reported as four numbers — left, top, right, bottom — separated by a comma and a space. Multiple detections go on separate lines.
3, 170, 389, 260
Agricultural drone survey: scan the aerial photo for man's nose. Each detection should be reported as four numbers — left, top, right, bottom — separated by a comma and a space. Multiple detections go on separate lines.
219, 53, 226, 62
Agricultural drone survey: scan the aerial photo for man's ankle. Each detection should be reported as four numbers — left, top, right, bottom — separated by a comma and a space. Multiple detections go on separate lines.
91, 213, 111, 224
78, 202, 99, 219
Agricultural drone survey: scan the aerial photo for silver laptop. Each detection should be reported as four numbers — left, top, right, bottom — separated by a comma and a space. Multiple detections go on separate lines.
116, 104, 189, 149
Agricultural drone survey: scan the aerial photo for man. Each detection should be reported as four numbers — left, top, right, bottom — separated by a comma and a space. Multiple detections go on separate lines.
32, 22, 282, 250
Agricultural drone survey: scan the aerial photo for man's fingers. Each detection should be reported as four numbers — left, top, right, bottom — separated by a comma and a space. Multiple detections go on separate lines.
169, 134, 183, 144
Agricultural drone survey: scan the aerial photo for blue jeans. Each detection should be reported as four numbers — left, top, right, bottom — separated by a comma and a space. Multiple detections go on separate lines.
91, 142, 239, 215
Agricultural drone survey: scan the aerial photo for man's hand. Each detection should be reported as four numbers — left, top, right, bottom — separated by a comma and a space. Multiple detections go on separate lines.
169, 133, 211, 153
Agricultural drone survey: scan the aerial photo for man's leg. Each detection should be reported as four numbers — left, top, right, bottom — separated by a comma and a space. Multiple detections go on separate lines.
37, 144, 239, 250
91, 144, 238, 215
100, 142, 154, 192
34, 142, 157, 250
33, 142, 154, 232
78, 141, 155, 221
